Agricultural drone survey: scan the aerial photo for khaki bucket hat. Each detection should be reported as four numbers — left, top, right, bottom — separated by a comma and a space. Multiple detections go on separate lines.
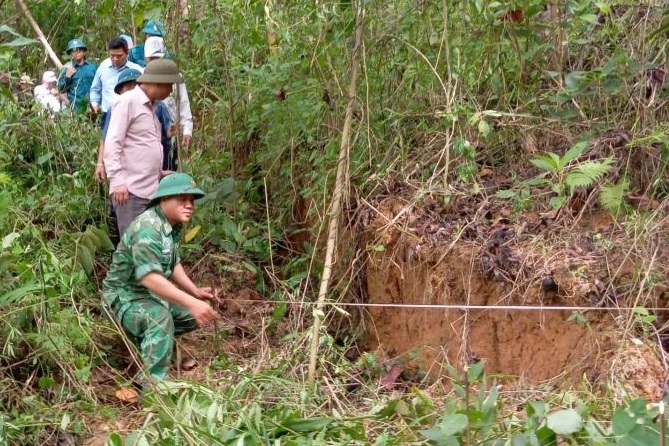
136, 59, 183, 84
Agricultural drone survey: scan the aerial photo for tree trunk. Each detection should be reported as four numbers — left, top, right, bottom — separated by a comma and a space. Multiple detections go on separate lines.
179, 0, 191, 57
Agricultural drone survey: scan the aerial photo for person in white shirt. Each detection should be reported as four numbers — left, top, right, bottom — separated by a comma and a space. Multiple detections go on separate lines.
34, 71, 61, 114
144, 36, 194, 169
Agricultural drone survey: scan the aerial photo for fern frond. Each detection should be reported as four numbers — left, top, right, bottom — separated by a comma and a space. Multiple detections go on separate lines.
564, 158, 615, 194
600, 179, 630, 217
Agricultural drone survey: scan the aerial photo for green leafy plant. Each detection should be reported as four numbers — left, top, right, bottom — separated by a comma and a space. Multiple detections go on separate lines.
529, 141, 615, 210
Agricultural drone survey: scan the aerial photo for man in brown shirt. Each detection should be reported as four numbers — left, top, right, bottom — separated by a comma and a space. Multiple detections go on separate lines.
103, 59, 183, 236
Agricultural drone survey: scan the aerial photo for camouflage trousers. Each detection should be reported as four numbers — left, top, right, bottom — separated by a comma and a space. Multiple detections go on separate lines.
111, 297, 197, 380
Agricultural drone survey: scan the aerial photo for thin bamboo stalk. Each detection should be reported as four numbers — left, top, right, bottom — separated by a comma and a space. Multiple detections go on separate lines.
307, 2, 364, 383
15, 0, 63, 69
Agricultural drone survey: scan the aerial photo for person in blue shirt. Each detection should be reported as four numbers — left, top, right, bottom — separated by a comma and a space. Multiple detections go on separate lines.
128, 19, 167, 68
90, 37, 143, 129
57, 38, 97, 114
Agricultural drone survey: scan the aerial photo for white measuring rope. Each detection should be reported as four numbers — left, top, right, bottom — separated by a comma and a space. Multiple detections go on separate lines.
222, 300, 669, 312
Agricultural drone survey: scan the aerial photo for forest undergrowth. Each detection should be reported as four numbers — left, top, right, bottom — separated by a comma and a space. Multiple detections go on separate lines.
2, 0, 669, 444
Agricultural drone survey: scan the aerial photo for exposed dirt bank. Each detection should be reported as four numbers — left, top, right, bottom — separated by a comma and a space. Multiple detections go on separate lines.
360, 194, 668, 399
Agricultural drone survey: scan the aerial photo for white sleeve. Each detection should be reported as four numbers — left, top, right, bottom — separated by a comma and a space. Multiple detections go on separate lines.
178, 81, 193, 137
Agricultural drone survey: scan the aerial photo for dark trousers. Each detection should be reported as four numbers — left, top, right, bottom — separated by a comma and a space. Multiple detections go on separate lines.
113, 194, 150, 237
98, 111, 107, 130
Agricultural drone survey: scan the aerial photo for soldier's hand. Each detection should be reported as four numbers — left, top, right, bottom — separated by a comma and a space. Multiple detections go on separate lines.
195, 286, 215, 300
188, 299, 220, 327
66, 66, 76, 78
113, 185, 129, 205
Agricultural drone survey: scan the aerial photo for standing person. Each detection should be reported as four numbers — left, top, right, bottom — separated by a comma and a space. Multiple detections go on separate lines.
101, 173, 220, 382
119, 34, 134, 50
90, 37, 143, 127
96, 69, 170, 183
57, 38, 97, 114
103, 59, 182, 236
95, 68, 172, 247
128, 19, 167, 68
34, 70, 61, 114
144, 36, 193, 171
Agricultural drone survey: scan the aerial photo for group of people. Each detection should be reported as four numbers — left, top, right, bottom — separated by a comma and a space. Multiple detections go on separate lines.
26, 20, 221, 390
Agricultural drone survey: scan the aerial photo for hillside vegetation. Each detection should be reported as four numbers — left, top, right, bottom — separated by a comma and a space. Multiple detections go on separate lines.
2, 0, 669, 445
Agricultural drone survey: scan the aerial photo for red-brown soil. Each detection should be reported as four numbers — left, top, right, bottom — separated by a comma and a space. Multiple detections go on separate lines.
360, 195, 668, 400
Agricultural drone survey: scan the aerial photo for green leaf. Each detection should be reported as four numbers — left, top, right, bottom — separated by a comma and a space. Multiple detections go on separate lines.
600, 179, 629, 216
525, 177, 549, 186
282, 416, 331, 432
560, 141, 588, 166
564, 71, 586, 90
37, 152, 54, 165
496, 189, 516, 199
79, 231, 97, 253
76, 245, 95, 274
602, 77, 622, 93
535, 425, 557, 445
546, 409, 583, 435
612, 408, 638, 435
0, 282, 42, 306
550, 195, 566, 210
0, 24, 21, 37
89, 227, 115, 252
419, 428, 458, 445
530, 155, 558, 172
1, 37, 39, 47
526, 400, 547, 419
466, 360, 485, 383
579, 13, 600, 24
600, 53, 629, 76
438, 413, 468, 436
564, 158, 614, 193
107, 432, 123, 446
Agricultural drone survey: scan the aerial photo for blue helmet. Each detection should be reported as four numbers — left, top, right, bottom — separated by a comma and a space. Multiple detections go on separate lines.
142, 20, 166, 37
66, 38, 87, 54
114, 68, 142, 94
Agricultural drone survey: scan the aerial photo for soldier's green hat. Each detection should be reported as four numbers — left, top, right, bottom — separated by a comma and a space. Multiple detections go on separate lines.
148, 173, 206, 207
66, 38, 87, 54
114, 68, 142, 94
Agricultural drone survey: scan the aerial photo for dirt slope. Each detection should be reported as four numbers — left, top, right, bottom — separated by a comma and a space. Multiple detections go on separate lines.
360, 194, 667, 399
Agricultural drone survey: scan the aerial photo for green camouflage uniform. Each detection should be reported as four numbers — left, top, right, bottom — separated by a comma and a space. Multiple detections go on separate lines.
102, 206, 196, 380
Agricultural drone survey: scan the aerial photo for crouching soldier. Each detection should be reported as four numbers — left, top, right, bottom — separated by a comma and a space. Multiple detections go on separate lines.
102, 173, 220, 382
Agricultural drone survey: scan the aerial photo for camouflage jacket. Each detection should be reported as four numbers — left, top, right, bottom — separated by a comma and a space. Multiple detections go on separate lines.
102, 206, 182, 312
